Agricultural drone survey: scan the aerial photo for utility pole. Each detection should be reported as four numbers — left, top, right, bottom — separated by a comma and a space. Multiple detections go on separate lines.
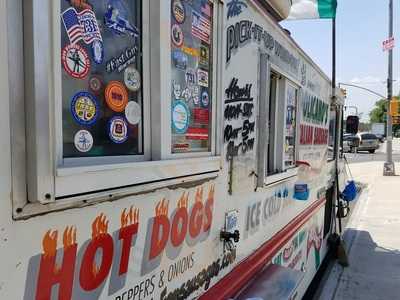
384, 0, 395, 176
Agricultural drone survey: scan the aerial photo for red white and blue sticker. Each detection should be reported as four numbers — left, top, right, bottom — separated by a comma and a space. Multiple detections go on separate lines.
191, 10, 211, 44
108, 116, 129, 143
62, 44, 91, 79
71, 91, 99, 125
171, 24, 184, 47
201, 90, 210, 107
91, 40, 104, 64
172, 100, 190, 134
61, 7, 102, 45
74, 130, 94, 153
172, 0, 186, 24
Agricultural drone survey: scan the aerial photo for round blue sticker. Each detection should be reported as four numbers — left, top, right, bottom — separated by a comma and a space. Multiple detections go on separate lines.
108, 116, 129, 144
70, 91, 99, 126
92, 40, 104, 64
172, 100, 190, 134
201, 90, 209, 107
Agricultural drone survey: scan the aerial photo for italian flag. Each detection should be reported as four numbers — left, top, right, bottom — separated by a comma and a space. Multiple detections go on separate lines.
288, 0, 337, 20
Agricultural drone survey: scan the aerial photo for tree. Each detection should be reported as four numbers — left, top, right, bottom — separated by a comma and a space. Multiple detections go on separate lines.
369, 99, 387, 123
369, 97, 400, 135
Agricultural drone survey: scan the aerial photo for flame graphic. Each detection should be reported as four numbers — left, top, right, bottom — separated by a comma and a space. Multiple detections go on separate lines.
195, 187, 204, 203
120, 206, 139, 228
91, 213, 109, 239
177, 192, 189, 209
69, 0, 92, 10
155, 198, 169, 217
42, 230, 58, 258
62, 226, 77, 250
207, 185, 215, 203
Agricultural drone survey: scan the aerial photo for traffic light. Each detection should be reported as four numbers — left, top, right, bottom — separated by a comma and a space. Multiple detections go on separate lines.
390, 99, 400, 117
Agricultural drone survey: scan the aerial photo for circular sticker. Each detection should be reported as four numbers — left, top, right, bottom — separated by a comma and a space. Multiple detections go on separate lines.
201, 90, 209, 107
62, 44, 91, 79
125, 101, 142, 125
171, 24, 184, 47
172, 0, 185, 24
89, 75, 103, 95
91, 40, 104, 64
172, 100, 190, 134
105, 81, 129, 112
70, 91, 99, 125
124, 66, 141, 91
74, 130, 94, 153
108, 116, 128, 144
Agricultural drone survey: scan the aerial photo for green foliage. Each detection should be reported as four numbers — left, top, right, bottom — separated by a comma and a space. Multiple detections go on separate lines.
369, 99, 387, 123
369, 97, 400, 133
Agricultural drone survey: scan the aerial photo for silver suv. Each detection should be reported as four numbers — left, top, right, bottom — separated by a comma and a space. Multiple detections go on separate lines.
356, 133, 379, 153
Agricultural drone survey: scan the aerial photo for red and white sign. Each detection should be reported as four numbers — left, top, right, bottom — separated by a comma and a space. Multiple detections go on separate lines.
383, 37, 395, 51
186, 128, 209, 140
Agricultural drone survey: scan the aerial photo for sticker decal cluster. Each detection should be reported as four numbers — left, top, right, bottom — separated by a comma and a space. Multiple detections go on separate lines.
71, 91, 99, 126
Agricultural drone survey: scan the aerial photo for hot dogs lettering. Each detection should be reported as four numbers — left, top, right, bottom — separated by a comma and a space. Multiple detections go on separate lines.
24, 185, 215, 300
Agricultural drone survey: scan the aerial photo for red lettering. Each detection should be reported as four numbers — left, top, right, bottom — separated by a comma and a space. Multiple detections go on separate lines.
149, 215, 170, 260
203, 186, 215, 232
170, 208, 188, 247
79, 234, 114, 291
36, 245, 77, 300
118, 223, 139, 275
189, 201, 204, 238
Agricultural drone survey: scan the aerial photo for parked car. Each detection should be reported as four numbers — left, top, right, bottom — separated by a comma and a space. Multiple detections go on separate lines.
343, 133, 360, 153
375, 134, 385, 143
356, 133, 380, 153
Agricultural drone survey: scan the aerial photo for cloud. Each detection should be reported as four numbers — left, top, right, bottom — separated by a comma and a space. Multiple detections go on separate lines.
349, 76, 383, 84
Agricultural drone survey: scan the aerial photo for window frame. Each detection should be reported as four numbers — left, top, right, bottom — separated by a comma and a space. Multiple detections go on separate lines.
17, 0, 222, 208
256, 56, 300, 188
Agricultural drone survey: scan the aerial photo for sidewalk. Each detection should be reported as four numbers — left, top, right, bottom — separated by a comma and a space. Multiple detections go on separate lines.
318, 161, 400, 300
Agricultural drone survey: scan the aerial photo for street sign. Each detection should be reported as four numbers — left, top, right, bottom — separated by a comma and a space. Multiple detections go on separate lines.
390, 99, 400, 117
392, 116, 400, 125
383, 36, 395, 51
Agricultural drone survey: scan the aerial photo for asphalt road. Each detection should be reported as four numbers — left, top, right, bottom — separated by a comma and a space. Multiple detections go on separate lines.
344, 140, 400, 164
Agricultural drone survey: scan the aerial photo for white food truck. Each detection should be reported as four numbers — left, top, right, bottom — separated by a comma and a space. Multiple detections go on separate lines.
0, 0, 346, 299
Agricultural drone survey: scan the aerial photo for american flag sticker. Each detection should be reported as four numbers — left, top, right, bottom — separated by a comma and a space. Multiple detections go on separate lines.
62, 8, 102, 45
62, 8, 83, 44
191, 11, 211, 44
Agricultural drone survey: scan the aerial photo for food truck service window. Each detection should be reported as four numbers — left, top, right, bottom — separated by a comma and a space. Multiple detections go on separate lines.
61, 0, 144, 160
266, 75, 298, 178
19, 0, 221, 207
170, 0, 214, 154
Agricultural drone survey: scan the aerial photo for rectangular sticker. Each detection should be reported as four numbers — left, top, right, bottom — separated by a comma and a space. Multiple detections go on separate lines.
186, 127, 209, 140
197, 69, 209, 87
192, 11, 211, 44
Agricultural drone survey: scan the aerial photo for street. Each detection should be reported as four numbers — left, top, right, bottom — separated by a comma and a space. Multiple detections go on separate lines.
345, 138, 400, 164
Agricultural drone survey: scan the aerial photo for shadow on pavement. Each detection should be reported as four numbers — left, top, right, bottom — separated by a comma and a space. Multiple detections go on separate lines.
319, 229, 400, 300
